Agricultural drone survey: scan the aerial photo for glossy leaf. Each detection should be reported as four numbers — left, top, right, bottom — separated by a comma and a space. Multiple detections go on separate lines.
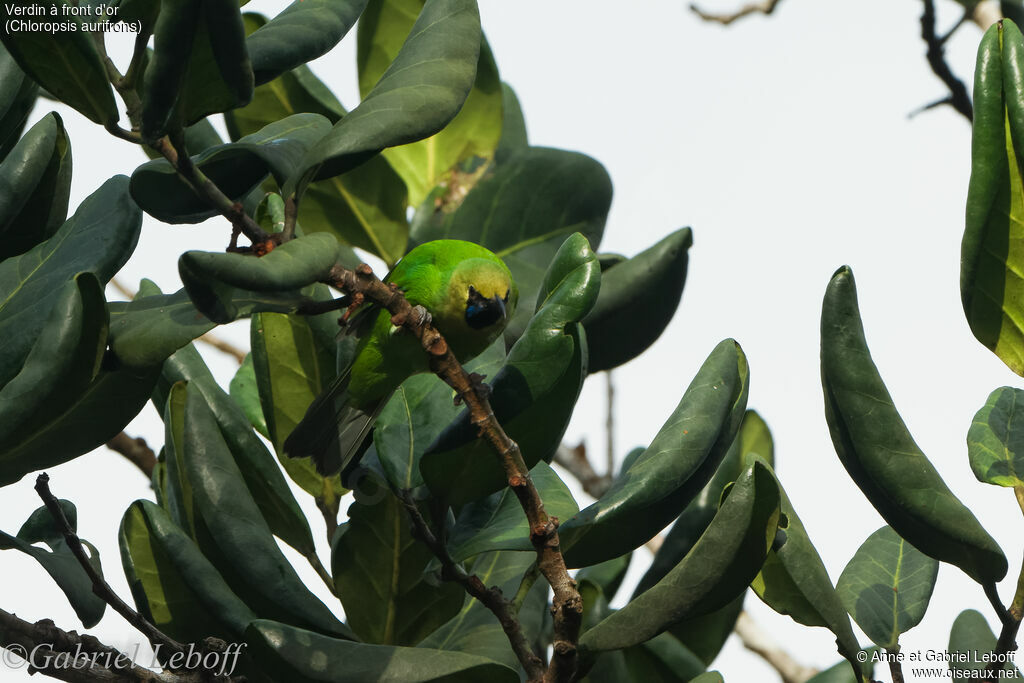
968, 386, 1024, 487
0, 43, 38, 161
160, 382, 194, 535
142, 0, 253, 137
583, 228, 692, 372
0, 500, 105, 627
668, 596, 744, 666
331, 481, 464, 645
576, 553, 632, 605
0, 3, 118, 125
251, 311, 344, 499
0, 364, 159, 487
420, 551, 546, 670
183, 388, 348, 637
359, 0, 502, 206
821, 266, 1007, 586
948, 609, 1017, 678
158, 337, 315, 557
230, 353, 269, 438
578, 460, 780, 654
689, 674, 724, 683
179, 232, 339, 323
0, 176, 141, 387
288, 0, 481, 195
836, 526, 938, 650
963, 21, 1024, 374
805, 653, 877, 683
120, 500, 257, 642
444, 461, 578, 562
559, 339, 750, 568
634, 410, 772, 598
131, 114, 332, 224
0, 274, 105, 481
420, 233, 600, 505
247, 0, 367, 85
0, 112, 72, 259
245, 619, 519, 682
108, 286, 216, 370
411, 146, 611, 342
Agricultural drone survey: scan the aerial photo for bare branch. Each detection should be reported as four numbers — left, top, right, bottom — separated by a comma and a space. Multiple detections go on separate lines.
553, 443, 611, 499
920, 0, 973, 121
734, 612, 819, 683
105, 432, 157, 478
690, 0, 782, 25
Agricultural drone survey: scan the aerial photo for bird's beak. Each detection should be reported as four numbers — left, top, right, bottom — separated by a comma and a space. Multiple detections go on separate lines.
491, 293, 507, 320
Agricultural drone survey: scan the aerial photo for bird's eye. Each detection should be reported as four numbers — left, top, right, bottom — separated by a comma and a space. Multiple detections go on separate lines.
468, 285, 478, 298
503, 289, 510, 303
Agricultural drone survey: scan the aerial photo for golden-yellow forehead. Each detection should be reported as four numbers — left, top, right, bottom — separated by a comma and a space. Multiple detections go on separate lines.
449, 258, 512, 299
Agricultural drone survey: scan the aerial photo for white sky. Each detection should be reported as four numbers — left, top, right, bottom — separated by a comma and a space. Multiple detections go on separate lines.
2, 0, 1018, 681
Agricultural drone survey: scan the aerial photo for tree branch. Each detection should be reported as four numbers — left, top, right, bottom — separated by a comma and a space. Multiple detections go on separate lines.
327, 264, 583, 683
105, 433, 157, 478
553, 443, 611, 499
920, 0, 973, 121
733, 612, 819, 683
690, 0, 782, 25
398, 490, 545, 680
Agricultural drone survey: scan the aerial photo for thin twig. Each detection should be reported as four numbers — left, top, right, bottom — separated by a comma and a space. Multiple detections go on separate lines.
305, 553, 338, 598
920, 0, 973, 121
690, 0, 782, 25
887, 649, 905, 683
33, 474, 187, 659
398, 490, 545, 680
328, 264, 583, 683
605, 372, 615, 478
733, 612, 819, 683
105, 432, 157, 478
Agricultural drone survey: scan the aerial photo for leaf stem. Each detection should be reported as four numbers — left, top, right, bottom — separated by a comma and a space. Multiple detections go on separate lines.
887, 647, 905, 683
510, 562, 540, 615
305, 552, 338, 598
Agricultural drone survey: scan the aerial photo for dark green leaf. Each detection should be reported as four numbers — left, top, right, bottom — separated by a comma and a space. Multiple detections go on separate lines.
108, 286, 216, 370
245, 619, 520, 682
0, 112, 72, 258
359, 0, 502, 206
411, 147, 611, 343
577, 460, 779, 654
142, 0, 253, 137
968, 386, 1024, 487
421, 233, 600, 505
0, 500, 105, 627
559, 339, 750, 568
836, 526, 938, 650
183, 388, 348, 637
0, 176, 141, 386
159, 337, 316, 557
0, 3, 118, 125
576, 554, 631, 604
583, 228, 692, 372
0, 274, 106, 476
689, 674, 724, 683
247, 0, 366, 85
332, 481, 463, 645
131, 113, 332, 224
821, 266, 1007, 585
160, 382, 194, 535
444, 461, 578, 562
0, 43, 39, 162
618, 633, 706, 683
948, 609, 1017, 678
179, 232, 339, 323
667, 595, 744, 666
251, 311, 344, 499
120, 500, 257, 642
0, 364, 159, 488
805, 652, 877, 683
288, 0, 481, 193
963, 21, 1024, 374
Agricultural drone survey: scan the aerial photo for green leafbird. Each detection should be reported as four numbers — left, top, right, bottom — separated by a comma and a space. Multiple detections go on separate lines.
285, 239, 518, 477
